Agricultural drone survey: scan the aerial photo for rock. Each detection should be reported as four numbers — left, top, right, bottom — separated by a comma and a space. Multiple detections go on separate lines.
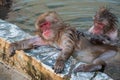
0, 62, 30, 80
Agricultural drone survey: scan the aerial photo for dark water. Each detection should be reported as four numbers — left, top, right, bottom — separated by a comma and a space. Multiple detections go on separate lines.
0, 0, 120, 79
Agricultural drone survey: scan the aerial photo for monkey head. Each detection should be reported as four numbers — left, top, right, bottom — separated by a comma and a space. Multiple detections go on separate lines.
91, 7, 118, 34
35, 11, 63, 41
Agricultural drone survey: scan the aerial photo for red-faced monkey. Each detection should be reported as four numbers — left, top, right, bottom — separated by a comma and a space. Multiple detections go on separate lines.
88, 7, 119, 45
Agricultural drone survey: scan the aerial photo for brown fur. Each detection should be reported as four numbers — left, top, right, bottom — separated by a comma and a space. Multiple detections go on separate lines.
0, 0, 12, 7
96, 7, 118, 33
88, 7, 118, 45
9, 11, 119, 75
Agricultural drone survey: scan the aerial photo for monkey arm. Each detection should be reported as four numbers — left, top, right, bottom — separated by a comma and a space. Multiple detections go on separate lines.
56, 46, 74, 63
53, 45, 74, 73
82, 32, 110, 45
58, 31, 76, 61
9, 36, 48, 56
89, 33, 120, 47
53, 49, 74, 73
90, 34, 110, 44
53, 33, 75, 73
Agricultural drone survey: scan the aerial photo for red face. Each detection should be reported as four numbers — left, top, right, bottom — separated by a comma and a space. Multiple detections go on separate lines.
39, 21, 54, 40
93, 22, 105, 34
92, 10, 109, 34
40, 21, 51, 32
36, 11, 62, 40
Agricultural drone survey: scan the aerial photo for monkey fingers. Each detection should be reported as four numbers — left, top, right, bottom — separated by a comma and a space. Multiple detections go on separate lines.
53, 60, 65, 73
74, 64, 102, 72
8, 43, 16, 57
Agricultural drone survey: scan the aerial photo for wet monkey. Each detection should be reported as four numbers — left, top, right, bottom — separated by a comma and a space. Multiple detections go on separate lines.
73, 6, 119, 71
88, 7, 118, 44
9, 9, 119, 74
9, 11, 77, 73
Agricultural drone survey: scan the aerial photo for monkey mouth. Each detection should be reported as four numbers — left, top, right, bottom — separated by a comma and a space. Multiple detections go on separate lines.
93, 22, 105, 34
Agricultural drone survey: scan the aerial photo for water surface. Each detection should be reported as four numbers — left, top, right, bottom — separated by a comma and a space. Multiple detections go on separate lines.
4, 0, 120, 34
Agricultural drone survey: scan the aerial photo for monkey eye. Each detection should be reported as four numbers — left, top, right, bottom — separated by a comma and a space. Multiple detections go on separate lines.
39, 21, 51, 31
40, 23, 45, 28
40, 21, 49, 28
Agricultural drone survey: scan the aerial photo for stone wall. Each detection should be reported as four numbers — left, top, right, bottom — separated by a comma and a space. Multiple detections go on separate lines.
0, 19, 113, 80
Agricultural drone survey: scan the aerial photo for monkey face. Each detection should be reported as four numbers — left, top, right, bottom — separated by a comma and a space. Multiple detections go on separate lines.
39, 21, 54, 40
93, 14, 108, 34
35, 11, 63, 40
92, 7, 118, 34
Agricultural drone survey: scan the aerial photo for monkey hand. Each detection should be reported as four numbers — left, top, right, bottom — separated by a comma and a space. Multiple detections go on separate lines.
90, 34, 110, 44
8, 42, 18, 57
53, 59, 65, 73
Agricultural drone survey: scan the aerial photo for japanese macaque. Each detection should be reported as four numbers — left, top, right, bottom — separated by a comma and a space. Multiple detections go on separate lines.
73, 7, 120, 79
9, 11, 77, 73
9, 10, 120, 75
88, 7, 118, 45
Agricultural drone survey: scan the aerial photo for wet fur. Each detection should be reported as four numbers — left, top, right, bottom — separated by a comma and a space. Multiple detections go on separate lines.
9, 10, 120, 76
88, 7, 119, 46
